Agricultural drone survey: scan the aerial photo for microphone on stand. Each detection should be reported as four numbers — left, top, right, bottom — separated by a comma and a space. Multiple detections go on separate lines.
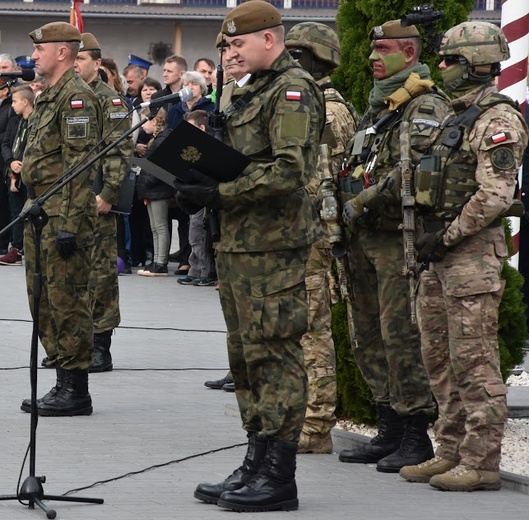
139, 87, 193, 109
0, 69, 36, 81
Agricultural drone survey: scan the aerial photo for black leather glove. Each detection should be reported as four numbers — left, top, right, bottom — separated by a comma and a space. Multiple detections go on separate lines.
416, 231, 448, 263
56, 230, 77, 259
175, 191, 202, 215
174, 180, 222, 210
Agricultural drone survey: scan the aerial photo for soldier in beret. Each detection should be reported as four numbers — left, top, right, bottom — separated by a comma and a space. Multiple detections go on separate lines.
180, 0, 325, 512
19, 21, 103, 416
339, 19, 449, 471
74, 32, 133, 373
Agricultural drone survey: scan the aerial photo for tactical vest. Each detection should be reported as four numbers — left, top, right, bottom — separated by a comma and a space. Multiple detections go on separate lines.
415, 92, 519, 221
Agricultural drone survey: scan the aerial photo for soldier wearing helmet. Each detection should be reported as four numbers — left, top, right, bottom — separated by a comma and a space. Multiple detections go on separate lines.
400, 21, 529, 491
339, 19, 449, 473
284, 22, 357, 455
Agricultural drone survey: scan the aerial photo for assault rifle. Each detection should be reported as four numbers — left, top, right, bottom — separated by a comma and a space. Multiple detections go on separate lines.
318, 144, 356, 347
399, 122, 418, 325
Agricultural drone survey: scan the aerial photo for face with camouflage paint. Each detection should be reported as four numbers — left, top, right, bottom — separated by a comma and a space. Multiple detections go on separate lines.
369, 39, 410, 79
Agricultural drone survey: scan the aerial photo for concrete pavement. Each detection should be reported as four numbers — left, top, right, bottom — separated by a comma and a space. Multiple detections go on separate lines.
1, 263, 528, 520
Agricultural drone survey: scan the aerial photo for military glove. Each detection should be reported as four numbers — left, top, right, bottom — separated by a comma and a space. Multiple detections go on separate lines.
342, 198, 365, 229
56, 230, 77, 259
175, 191, 202, 215
174, 180, 222, 210
415, 231, 448, 263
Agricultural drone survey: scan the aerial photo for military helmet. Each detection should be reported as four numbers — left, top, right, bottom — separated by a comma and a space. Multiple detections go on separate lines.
439, 21, 510, 66
285, 22, 340, 68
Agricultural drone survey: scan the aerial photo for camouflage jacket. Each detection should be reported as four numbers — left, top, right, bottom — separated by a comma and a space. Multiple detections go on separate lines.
22, 67, 102, 234
90, 77, 132, 206
218, 49, 325, 252
440, 83, 528, 247
348, 71, 449, 223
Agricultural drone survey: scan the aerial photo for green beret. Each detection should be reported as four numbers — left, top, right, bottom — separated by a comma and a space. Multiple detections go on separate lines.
29, 22, 81, 44
222, 0, 282, 37
369, 19, 420, 40
80, 33, 101, 52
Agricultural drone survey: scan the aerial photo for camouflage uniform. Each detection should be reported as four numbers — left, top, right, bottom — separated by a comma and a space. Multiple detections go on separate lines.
216, 48, 325, 442
21, 67, 102, 370
346, 78, 446, 417
300, 79, 355, 439
88, 77, 131, 335
417, 81, 528, 474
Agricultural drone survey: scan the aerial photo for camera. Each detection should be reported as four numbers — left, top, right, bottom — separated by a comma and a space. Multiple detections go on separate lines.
401, 4, 444, 27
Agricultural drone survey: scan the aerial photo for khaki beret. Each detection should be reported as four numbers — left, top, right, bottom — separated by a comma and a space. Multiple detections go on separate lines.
29, 22, 81, 44
369, 20, 420, 40
80, 33, 101, 52
222, 0, 282, 37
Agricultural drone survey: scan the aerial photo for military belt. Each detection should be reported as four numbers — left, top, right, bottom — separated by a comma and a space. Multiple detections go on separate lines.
26, 185, 52, 199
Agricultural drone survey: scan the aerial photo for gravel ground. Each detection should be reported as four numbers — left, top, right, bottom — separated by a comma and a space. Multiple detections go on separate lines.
336, 371, 529, 477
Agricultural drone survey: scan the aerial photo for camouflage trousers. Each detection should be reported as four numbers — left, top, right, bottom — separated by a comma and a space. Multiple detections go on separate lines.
349, 228, 434, 415
418, 226, 508, 472
90, 212, 120, 334
215, 248, 310, 441
300, 245, 337, 436
24, 214, 95, 370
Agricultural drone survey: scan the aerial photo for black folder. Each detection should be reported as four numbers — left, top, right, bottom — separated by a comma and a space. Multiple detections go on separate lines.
131, 120, 250, 186
93, 167, 137, 215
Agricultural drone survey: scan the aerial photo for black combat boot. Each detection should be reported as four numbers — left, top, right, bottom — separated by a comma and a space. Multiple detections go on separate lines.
376, 413, 434, 473
217, 439, 299, 512
20, 367, 65, 413
194, 433, 267, 505
339, 405, 406, 463
90, 331, 113, 373
37, 369, 93, 416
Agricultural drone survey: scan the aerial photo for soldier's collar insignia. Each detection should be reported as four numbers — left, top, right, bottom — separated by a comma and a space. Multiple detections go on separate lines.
374, 26, 384, 38
35, 29, 42, 40
227, 21, 237, 34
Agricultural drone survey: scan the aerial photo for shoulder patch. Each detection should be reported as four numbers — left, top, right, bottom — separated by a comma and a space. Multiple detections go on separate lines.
112, 98, 123, 107
418, 104, 435, 115
71, 99, 84, 109
485, 131, 512, 147
285, 90, 302, 101
491, 146, 516, 171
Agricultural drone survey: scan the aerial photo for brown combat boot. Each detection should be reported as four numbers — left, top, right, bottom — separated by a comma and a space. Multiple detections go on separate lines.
297, 431, 333, 454
400, 456, 458, 483
429, 464, 501, 491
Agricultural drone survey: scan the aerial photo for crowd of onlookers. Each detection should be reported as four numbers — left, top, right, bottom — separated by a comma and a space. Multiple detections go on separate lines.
0, 50, 220, 287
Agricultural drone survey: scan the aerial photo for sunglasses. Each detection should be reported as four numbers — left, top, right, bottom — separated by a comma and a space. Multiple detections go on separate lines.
443, 55, 461, 66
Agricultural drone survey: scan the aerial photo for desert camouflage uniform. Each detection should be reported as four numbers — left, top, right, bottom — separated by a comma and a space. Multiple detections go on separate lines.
88, 77, 132, 334
346, 67, 447, 416
300, 78, 355, 437
21, 67, 102, 370
216, 49, 325, 442
417, 83, 529, 471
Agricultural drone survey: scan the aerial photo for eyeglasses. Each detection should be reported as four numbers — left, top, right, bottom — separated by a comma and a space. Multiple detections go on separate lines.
289, 49, 303, 60
442, 55, 460, 66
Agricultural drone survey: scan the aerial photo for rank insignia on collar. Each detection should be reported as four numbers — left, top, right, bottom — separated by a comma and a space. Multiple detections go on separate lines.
71, 99, 84, 109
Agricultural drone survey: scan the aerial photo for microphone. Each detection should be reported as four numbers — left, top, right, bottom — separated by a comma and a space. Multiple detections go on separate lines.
139, 87, 193, 109
0, 69, 36, 81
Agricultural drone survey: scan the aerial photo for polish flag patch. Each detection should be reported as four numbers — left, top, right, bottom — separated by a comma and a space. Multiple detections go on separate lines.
491, 132, 507, 144
285, 90, 302, 101
70, 99, 84, 109
112, 98, 123, 106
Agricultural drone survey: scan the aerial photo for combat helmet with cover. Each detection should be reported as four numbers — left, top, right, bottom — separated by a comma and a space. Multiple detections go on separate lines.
285, 22, 341, 68
439, 21, 510, 91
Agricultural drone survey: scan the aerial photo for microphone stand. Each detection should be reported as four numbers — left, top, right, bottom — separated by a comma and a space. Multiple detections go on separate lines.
0, 109, 158, 519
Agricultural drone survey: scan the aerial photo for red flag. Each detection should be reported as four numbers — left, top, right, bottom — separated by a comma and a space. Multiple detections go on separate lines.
70, 0, 84, 33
